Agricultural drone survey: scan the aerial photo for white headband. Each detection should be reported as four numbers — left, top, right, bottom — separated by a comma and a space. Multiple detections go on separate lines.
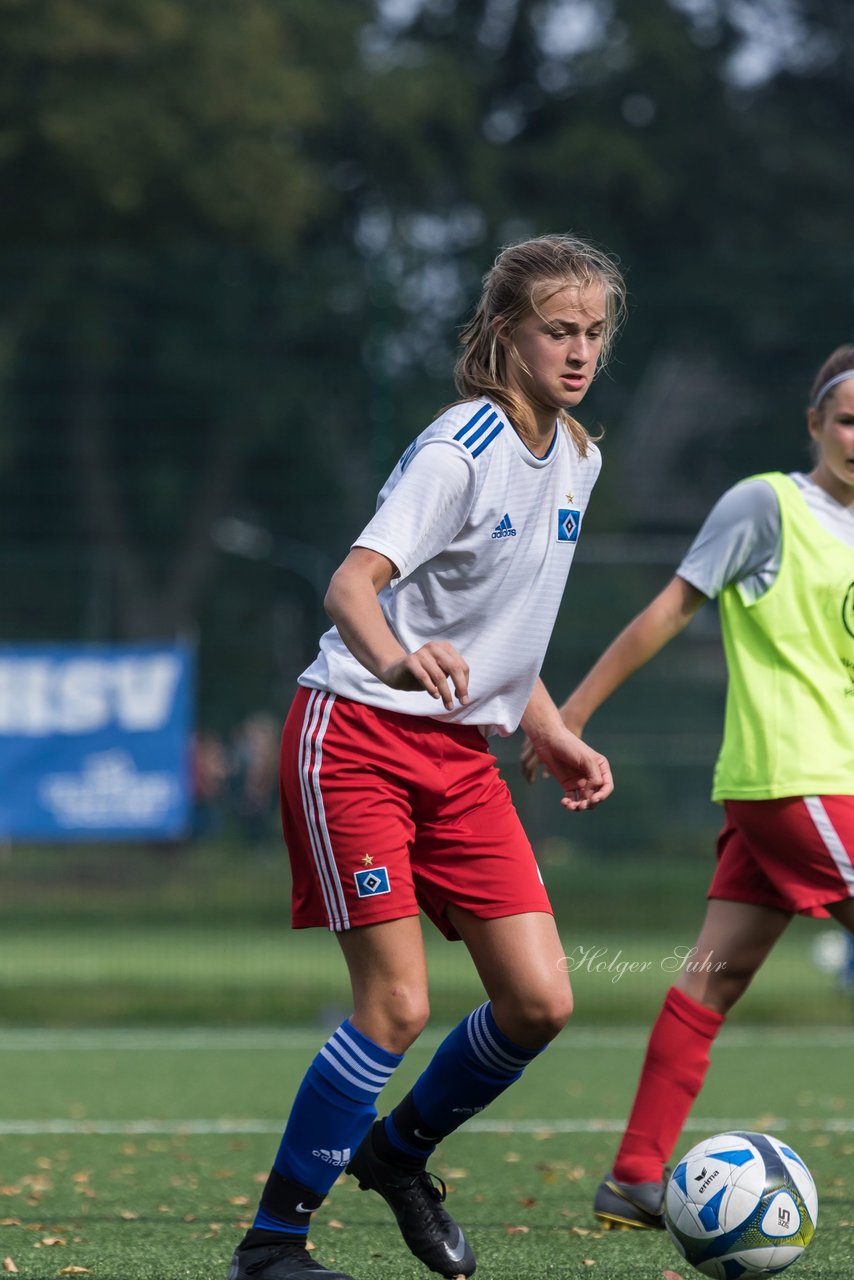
813, 368, 854, 408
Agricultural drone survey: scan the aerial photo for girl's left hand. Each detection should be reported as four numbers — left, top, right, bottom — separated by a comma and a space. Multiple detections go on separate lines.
524, 730, 613, 811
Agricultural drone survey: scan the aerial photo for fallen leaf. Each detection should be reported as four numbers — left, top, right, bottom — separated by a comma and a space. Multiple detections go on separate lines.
504, 1226, 529, 1235
119, 1211, 138, 1221
58, 1268, 91, 1275
23, 1175, 52, 1192
327, 1220, 344, 1230
2, 1260, 17, 1274
582, 1260, 596, 1267
517, 1197, 536, 1209
570, 1227, 590, 1236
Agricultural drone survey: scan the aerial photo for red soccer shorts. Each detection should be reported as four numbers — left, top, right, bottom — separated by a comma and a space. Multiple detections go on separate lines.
280, 686, 552, 938
709, 796, 854, 919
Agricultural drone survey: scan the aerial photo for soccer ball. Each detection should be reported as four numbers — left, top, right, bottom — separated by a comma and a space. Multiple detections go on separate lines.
665, 1131, 818, 1278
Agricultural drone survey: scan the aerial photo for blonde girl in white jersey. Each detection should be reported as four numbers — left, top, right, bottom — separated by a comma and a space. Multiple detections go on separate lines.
225, 235, 626, 1280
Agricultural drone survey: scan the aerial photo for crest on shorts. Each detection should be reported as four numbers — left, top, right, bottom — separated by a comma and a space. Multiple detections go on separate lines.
354, 867, 391, 897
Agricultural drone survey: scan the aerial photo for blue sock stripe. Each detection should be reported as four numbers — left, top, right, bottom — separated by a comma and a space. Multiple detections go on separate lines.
265, 1022, 403, 1203
318, 1044, 390, 1099
251, 1214, 307, 1237
467, 1003, 538, 1075
315, 1022, 402, 1102
336, 1024, 401, 1077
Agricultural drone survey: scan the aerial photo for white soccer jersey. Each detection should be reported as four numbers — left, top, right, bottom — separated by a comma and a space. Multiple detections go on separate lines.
299, 397, 602, 736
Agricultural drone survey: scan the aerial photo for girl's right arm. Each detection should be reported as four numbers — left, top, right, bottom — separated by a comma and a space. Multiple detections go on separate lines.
560, 575, 707, 735
324, 546, 470, 709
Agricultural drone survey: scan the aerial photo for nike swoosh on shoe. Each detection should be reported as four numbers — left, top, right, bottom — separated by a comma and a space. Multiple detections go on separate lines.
443, 1229, 467, 1263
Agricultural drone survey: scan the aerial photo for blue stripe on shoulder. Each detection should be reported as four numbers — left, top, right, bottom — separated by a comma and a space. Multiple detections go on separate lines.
399, 441, 417, 472
453, 402, 491, 441
471, 422, 504, 457
453, 403, 504, 458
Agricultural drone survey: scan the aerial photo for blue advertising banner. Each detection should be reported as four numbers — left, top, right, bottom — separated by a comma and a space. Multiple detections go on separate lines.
0, 643, 193, 841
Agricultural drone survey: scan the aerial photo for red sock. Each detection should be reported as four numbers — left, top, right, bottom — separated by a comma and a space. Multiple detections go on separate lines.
612, 986, 724, 1185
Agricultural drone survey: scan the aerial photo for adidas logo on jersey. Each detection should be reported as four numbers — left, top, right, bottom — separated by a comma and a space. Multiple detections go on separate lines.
491, 513, 517, 539
312, 1147, 352, 1166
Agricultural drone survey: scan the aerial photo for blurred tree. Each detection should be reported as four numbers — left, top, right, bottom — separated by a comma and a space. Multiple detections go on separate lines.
0, 0, 377, 650
0, 0, 334, 247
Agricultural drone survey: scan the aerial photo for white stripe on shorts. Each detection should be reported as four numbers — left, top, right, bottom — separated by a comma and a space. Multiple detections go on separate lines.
803, 796, 854, 894
297, 689, 349, 930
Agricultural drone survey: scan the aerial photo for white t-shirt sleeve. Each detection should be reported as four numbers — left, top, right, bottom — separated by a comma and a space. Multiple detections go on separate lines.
677, 478, 782, 599
353, 439, 477, 580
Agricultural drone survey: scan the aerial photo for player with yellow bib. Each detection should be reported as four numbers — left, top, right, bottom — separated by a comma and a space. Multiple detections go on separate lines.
523, 342, 854, 1232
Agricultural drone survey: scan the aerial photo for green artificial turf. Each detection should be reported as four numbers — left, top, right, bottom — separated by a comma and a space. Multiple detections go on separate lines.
1, 1027, 853, 1278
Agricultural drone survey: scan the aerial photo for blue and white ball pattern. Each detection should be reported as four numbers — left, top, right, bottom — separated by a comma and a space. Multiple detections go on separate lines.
665, 1131, 818, 1278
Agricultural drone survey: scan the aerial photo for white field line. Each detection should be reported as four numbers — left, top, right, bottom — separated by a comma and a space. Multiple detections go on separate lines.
4, 1029, 853, 1138
2, 1026, 854, 1051
3, 1116, 854, 1137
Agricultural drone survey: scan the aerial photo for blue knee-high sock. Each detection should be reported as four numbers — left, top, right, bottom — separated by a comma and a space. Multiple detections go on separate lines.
253, 1020, 402, 1234
383, 1002, 543, 1163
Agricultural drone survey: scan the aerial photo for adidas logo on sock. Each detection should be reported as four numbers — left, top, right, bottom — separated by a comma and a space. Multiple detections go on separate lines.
491, 513, 517, 539
312, 1147, 352, 1166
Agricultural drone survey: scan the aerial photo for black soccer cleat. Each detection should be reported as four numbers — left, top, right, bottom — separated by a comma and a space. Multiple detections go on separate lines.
593, 1170, 666, 1230
346, 1122, 476, 1277
227, 1239, 356, 1280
